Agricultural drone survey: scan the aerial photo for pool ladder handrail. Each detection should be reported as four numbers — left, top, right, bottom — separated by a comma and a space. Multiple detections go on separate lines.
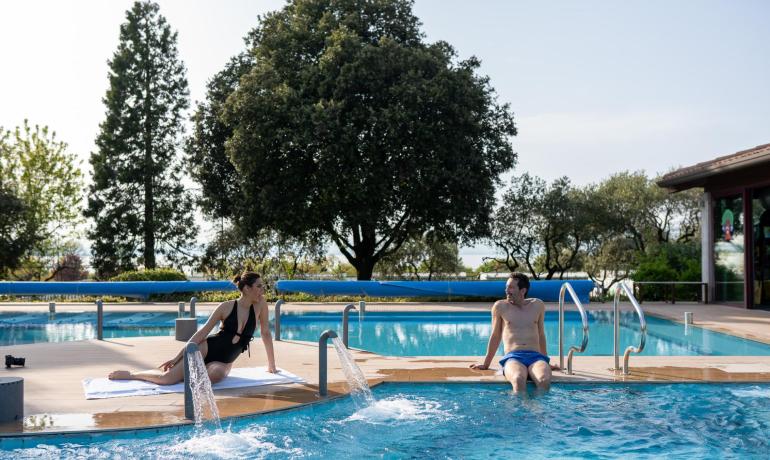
558, 282, 590, 375
613, 282, 647, 375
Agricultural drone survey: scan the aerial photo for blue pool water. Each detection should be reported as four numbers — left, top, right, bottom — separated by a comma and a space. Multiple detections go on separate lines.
3, 382, 770, 458
276, 311, 770, 356
2, 310, 770, 356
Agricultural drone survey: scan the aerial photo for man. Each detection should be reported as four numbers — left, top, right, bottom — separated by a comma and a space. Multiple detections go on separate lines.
470, 272, 552, 392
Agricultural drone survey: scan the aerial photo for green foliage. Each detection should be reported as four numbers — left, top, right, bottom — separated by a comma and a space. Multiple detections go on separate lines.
634, 242, 702, 301
488, 174, 594, 280
197, 226, 327, 279
110, 268, 188, 282
189, 0, 516, 280
376, 232, 463, 279
86, 1, 195, 279
0, 120, 84, 280
595, 171, 701, 253
0, 185, 35, 277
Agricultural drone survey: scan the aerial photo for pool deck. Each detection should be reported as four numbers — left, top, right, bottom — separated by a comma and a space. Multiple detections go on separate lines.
4, 300, 770, 435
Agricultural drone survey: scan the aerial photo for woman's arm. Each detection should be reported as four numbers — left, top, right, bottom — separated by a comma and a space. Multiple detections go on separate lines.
160, 301, 227, 370
258, 302, 277, 373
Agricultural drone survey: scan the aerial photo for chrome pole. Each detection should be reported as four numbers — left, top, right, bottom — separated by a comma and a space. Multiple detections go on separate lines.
558, 284, 566, 370
183, 342, 200, 420
318, 329, 338, 396
613, 288, 620, 371
274, 299, 284, 341
342, 303, 357, 348
96, 299, 103, 340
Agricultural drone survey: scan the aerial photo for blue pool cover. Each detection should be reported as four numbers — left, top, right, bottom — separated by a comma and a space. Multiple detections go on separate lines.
0, 281, 236, 299
275, 280, 594, 302
0, 280, 594, 302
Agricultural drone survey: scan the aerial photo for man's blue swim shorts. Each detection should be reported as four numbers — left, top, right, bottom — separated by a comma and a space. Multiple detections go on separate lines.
499, 350, 550, 375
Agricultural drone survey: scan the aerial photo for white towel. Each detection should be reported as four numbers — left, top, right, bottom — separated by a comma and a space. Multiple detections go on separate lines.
82, 367, 305, 399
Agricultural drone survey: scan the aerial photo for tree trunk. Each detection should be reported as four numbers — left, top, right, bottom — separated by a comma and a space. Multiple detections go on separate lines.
356, 262, 374, 280
142, 43, 155, 269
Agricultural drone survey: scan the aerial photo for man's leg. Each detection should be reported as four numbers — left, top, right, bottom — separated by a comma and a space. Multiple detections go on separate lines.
528, 360, 552, 391
504, 359, 528, 393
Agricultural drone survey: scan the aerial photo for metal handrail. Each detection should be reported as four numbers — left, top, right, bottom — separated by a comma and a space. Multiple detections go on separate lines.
318, 329, 338, 396
558, 282, 590, 375
183, 341, 200, 420
274, 300, 284, 341
613, 282, 647, 375
342, 303, 357, 348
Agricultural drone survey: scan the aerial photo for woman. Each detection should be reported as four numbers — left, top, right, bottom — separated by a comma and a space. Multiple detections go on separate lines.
108, 272, 277, 385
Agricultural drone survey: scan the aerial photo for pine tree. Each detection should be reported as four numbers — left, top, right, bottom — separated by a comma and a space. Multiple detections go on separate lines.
86, 1, 194, 278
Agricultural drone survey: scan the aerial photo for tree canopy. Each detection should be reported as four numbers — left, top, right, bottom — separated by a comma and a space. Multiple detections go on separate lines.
86, 1, 195, 278
0, 121, 83, 279
487, 170, 702, 289
188, 0, 516, 280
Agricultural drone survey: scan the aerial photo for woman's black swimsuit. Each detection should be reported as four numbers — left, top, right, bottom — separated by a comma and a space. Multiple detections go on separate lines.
204, 300, 257, 364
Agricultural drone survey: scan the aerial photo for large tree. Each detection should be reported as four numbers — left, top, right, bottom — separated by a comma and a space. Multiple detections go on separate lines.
198, 0, 516, 280
0, 186, 34, 277
0, 121, 83, 279
86, 1, 195, 278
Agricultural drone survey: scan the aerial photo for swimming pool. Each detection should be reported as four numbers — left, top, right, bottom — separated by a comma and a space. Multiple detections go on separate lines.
2, 382, 770, 458
0, 312, 206, 345
2, 310, 770, 356
277, 311, 770, 356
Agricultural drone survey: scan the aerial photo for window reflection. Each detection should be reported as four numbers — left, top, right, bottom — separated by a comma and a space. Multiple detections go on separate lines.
714, 195, 744, 303
753, 187, 770, 307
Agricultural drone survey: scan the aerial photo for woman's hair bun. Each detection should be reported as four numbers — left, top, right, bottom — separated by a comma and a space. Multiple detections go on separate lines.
232, 275, 242, 285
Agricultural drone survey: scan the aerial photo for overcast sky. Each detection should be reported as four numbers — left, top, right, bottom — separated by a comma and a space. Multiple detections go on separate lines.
1, 0, 769, 268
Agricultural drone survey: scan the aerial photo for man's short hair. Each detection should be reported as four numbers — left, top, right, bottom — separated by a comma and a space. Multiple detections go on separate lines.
509, 272, 530, 293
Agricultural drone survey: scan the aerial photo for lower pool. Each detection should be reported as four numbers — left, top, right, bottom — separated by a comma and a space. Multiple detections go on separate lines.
3, 382, 770, 458
3, 310, 770, 356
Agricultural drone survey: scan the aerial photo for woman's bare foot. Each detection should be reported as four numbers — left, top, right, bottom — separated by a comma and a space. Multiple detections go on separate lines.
108, 370, 133, 380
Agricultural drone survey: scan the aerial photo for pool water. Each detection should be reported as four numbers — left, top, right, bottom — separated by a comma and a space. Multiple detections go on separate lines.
2, 310, 770, 356
0, 312, 206, 345
277, 311, 770, 356
3, 382, 770, 459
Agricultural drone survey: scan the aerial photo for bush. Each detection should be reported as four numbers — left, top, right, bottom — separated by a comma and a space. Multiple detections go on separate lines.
110, 269, 187, 282
634, 242, 702, 301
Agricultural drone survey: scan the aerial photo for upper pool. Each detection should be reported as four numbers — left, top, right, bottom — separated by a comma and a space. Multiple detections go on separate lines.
2, 310, 769, 356
3, 382, 770, 458
278, 310, 770, 356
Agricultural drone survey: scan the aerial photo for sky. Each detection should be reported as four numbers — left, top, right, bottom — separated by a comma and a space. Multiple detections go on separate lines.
1, 0, 769, 269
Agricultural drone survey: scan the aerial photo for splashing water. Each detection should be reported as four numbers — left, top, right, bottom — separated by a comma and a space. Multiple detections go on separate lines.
187, 350, 222, 429
330, 336, 374, 407
344, 395, 456, 425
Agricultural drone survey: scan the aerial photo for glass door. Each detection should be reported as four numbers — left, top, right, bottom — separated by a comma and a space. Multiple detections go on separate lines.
753, 187, 770, 308
714, 195, 744, 303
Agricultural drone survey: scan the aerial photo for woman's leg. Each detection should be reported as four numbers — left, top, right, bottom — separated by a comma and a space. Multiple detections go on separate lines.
205, 361, 233, 384
108, 341, 211, 385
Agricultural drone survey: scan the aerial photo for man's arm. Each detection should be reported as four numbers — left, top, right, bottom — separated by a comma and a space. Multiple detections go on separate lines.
537, 300, 547, 355
470, 303, 503, 370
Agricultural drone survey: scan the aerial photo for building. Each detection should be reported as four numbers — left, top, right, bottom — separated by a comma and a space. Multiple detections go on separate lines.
658, 143, 770, 308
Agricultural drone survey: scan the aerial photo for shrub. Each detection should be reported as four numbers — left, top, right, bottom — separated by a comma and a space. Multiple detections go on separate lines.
110, 269, 187, 282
